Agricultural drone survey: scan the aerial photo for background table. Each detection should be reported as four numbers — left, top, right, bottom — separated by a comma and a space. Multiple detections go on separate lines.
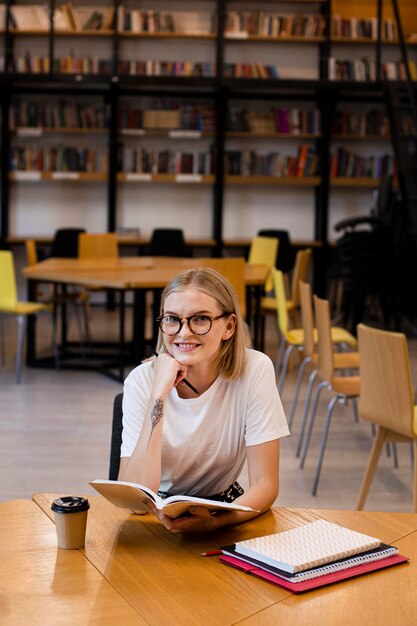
23, 257, 268, 380
31, 493, 417, 625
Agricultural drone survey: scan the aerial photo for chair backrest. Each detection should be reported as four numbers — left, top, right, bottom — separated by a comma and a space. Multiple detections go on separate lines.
248, 235, 279, 293
257, 229, 295, 273
195, 257, 246, 318
109, 392, 124, 480
313, 294, 334, 381
0, 251, 18, 311
25, 239, 38, 266
149, 228, 186, 257
357, 324, 415, 438
299, 280, 315, 358
78, 233, 119, 259
49, 228, 86, 258
290, 248, 312, 306
272, 269, 289, 336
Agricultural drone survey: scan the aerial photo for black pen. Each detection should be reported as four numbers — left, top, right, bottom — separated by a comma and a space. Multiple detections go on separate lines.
151, 349, 200, 395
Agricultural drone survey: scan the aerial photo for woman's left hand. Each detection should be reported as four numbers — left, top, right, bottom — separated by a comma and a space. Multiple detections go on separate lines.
148, 503, 219, 533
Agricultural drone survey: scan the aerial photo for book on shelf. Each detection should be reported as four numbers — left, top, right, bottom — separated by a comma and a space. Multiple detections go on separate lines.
9, 4, 50, 32
117, 9, 213, 36
223, 520, 383, 574
89, 479, 255, 519
332, 15, 397, 41
332, 110, 389, 137
224, 11, 325, 38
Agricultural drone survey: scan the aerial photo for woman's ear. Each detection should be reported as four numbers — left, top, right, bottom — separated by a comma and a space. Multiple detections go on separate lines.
222, 314, 237, 340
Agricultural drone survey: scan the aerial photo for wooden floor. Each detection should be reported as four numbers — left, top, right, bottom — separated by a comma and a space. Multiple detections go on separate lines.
1, 305, 417, 513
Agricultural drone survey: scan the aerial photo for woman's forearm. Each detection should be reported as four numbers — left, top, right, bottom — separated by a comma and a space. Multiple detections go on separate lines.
118, 395, 165, 490
209, 479, 278, 531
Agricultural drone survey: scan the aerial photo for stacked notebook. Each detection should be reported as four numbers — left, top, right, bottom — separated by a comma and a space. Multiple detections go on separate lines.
220, 519, 408, 593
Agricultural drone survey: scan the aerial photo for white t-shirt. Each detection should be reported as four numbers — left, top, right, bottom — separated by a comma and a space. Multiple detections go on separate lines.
121, 348, 289, 497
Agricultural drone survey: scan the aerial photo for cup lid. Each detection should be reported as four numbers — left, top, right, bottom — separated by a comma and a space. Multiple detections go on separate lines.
51, 496, 90, 514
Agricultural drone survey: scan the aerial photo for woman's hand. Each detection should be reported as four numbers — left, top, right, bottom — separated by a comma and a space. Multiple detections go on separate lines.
152, 352, 188, 400
147, 503, 219, 533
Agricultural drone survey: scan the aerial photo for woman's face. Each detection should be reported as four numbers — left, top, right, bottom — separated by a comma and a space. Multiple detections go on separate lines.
161, 288, 236, 368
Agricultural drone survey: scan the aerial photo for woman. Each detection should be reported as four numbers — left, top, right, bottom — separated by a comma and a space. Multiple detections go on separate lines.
119, 267, 289, 533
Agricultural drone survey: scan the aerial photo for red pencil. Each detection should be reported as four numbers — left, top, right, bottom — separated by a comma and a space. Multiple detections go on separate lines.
200, 549, 222, 556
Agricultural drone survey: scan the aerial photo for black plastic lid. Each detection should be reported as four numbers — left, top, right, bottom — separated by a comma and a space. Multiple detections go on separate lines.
51, 496, 90, 514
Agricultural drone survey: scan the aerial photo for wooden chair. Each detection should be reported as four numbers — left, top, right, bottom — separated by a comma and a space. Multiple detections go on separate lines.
356, 324, 417, 512
0, 250, 57, 383
292, 281, 358, 456
299, 294, 360, 496
109, 392, 124, 480
25, 237, 90, 348
195, 258, 246, 319
78, 232, 119, 258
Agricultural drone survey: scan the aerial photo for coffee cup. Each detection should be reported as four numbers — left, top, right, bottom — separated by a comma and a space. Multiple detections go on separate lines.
51, 496, 90, 549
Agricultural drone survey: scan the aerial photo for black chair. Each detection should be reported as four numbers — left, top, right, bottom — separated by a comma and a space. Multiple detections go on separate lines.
332, 176, 400, 333
109, 392, 123, 480
149, 228, 187, 257
49, 228, 86, 258
257, 229, 296, 273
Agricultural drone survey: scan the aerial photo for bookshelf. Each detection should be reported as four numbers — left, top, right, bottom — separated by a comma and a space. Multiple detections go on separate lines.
0, 0, 416, 253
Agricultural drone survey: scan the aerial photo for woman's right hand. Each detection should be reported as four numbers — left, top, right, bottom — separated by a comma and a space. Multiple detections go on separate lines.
152, 352, 188, 399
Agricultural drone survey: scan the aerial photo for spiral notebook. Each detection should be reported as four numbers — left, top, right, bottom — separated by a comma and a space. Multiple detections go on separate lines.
227, 519, 382, 574
221, 542, 399, 582
219, 553, 408, 593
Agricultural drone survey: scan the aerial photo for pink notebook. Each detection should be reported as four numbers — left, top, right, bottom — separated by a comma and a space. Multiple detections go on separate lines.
219, 553, 409, 593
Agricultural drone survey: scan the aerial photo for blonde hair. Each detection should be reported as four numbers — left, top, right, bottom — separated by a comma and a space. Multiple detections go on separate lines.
156, 267, 251, 379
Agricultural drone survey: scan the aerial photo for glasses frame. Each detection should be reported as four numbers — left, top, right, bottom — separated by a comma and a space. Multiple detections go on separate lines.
156, 313, 229, 336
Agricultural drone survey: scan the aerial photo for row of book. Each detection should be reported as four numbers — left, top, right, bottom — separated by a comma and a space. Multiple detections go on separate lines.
10, 55, 215, 77
227, 108, 320, 135
332, 16, 398, 40
332, 110, 389, 137
116, 9, 213, 36
119, 147, 214, 176
9, 3, 115, 32
224, 12, 325, 38
223, 64, 279, 79
9, 145, 108, 173
9, 101, 110, 130
224, 145, 319, 177
330, 148, 396, 178
329, 58, 417, 82
119, 103, 216, 132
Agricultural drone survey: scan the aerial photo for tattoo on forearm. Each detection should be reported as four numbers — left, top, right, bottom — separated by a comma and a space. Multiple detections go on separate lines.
147, 399, 164, 451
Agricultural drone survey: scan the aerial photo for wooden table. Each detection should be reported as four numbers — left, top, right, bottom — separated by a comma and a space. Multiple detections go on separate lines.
22, 257, 268, 381
24, 493, 417, 626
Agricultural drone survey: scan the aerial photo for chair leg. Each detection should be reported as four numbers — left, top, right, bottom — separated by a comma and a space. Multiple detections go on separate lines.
278, 344, 297, 395
312, 395, 341, 496
356, 427, 387, 510
0, 315, 4, 366
413, 440, 417, 514
16, 315, 26, 384
299, 380, 329, 468
352, 397, 359, 422
296, 369, 318, 457
274, 336, 286, 377
287, 356, 312, 429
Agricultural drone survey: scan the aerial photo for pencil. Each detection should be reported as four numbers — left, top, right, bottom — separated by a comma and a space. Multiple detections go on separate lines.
200, 550, 222, 557
151, 349, 200, 395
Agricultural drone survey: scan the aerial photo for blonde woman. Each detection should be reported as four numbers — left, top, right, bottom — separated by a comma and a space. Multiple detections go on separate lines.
119, 267, 289, 533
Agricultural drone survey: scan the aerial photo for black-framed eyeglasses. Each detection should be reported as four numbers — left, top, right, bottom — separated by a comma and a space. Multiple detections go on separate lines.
156, 313, 230, 336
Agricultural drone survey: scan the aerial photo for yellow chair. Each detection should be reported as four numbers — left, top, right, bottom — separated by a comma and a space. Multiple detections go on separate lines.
78, 233, 119, 259
262, 247, 312, 327
299, 294, 360, 495
0, 250, 56, 383
356, 324, 417, 512
196, 258, 247, 319
248, 235, 279, 295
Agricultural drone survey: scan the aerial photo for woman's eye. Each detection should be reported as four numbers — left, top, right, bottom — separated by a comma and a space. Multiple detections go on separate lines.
193, 315, 209, 324
165, 316, 179, 324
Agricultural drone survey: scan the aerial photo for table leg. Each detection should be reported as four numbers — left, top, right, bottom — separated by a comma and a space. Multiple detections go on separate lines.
26, 279, 37, 366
